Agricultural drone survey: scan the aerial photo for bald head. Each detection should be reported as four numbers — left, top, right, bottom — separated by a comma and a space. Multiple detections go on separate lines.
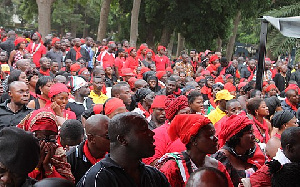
16, 59, 30, 72
85, 114, 110, 134
134, 79, 148, 90
54, 75, 66, 84
186, 167, 228, 187
9, 81, 27, 92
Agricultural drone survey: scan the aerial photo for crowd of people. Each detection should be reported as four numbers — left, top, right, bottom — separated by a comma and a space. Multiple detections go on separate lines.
0, 29, 300, 187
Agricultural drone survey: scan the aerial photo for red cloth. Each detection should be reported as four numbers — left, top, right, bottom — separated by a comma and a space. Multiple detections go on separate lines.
104, 98, 126, 115
73, 46, 82, 60
207, 64, 218, 74
238, 82, 247, 91
128, 77, 137, 89
31, 117, 58, 133
39, 69, 50, 76
218, 114, 254, 148
250, 164, 271, 187
14, 37, 26, 46
284, 84, 299, 93
78, 67, 88, 75
52, 37, 60, 46
138, 103, 150, 118
48, 83, 69, 98
142, 122, 186, 165
124, 56, 138, 71
26, 42, 47, 67
156, 71, 166, 80
83, 140, 102, 165
201, 86, 212, 99
157, 45, 166, 51
265, 84, 277, 92
154, 55, 170, 71
70, 63, 81, 72
224, 82, 236, 92
137, 67, 150, 79
166, 67, 173, 74
28, 165, 66, 181
209, 55, 219, 63
93, 104, 103, 114
115, 57, 126, 75
215, 115, 228, 138
284, 98, 298, 112
97, 51, 115, 69
168, 114, 211, 144
247, 66, 256, 81
151, 95, 167, 109
195, 76, 205, 82
165, 95, 188, 121
252, 117, 270, 144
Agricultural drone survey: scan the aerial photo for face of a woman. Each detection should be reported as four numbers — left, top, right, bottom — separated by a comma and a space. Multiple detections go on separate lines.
177, 107, 191, 115
190, 96, 204, 113
212, 86, 221, 98
256, 101, 269, 117
40, 81, 54, 96
239, 126, 256, 150
207, 79, 214, 88
20, 41, 26, 49
194, 124, 218, 154
269, 88, 277, 97
285, 116, 298, 129
19, 72, 28, 84
53, 92, 69, 109
29, 75, 39, 88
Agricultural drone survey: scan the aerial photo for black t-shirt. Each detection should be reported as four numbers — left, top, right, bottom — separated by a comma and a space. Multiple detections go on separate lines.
77, 154, 170, 187
66, 98, 94, 121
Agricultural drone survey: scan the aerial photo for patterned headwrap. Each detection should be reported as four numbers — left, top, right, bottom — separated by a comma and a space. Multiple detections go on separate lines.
218, 114, 254, 148
168, 114, 212, 144
165, 95, 189, 121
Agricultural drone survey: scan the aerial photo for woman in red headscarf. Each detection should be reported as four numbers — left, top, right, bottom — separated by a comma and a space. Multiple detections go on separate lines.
265, 84, 279, 97
18, 109, 75, 183
8, 37, 28, 67
212, 114, 263, 187
103, 97, 127, 118
155, 114, 233, 187
46, 82, 76, 121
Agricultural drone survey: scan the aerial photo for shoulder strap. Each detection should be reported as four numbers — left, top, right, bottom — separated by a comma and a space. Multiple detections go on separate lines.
181, 151, 193, 175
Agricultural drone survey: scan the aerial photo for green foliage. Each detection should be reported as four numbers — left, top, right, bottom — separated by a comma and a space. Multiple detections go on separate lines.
0, 0, 14, 27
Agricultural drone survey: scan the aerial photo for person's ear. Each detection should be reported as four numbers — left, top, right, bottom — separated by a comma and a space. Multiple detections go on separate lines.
225, 109, 229, 115
8, 91, 12, 97
87, 134, 95, 144
117, 135, 128, 146
286, 144, 294, 154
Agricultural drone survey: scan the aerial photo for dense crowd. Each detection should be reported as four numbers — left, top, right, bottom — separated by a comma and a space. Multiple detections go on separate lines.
0, 29, 300, 187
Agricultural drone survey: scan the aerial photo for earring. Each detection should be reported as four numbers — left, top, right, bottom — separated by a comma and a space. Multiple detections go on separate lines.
193, 142, 197, 146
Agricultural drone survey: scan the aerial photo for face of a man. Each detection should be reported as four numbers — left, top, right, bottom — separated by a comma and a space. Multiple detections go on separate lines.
265, 61, 271, 71
288, 90, 299, 105
51, 62, 59, 74
249, 60, 256, 70
9, 82, 30, 105
54, 41, 61, 49
153, 108, 166, 124
0, 51, 8, 62
41, 59, 51, 69
74, 38, 81, 47
166, 81, 176, 94
79, 84, 90, 97
119, 86, 132, 106
125, 118, 155, 158
93, 77, 104, 93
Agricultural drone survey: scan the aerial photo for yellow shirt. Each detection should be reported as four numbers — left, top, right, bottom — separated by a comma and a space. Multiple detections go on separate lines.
89, 90, 108, 104
207, 106, 226, 125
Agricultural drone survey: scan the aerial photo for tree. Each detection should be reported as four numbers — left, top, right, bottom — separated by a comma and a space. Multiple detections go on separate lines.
97, 0, 112, 41
36, 0, 56, 40
130, 0, 141, 47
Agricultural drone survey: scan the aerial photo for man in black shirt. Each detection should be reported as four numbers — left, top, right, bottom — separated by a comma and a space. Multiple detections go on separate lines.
67, 115, 110, 184
0, 81, 32, 130
78, 112, 170, 187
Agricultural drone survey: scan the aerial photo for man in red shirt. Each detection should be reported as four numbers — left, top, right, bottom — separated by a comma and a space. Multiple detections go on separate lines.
154, 45, 170, 71
26, 32, 46, 68
114, 48, 126, 78
97, 43, 116, 69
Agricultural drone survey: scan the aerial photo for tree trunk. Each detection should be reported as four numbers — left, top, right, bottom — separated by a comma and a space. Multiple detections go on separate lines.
226, 10, 241, 60
160, 27, 171, 47
36, 0, 55, 41
176, 33, 185, 57
70, 22, 77, 38
216, 36, 222, 52
129, 0, 141, 47
97, 0, 112, 41
167, 31, 175, 57
146, 24, 155, 49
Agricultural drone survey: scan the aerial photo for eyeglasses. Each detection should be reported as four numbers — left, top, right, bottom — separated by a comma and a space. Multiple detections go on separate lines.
33, 133, 57, 143
88, 133, 110, 140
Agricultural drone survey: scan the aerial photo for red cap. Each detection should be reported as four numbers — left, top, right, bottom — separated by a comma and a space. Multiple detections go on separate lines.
209, 55, 219, 63
156, 71, 166, 80
105, 98, 126, 115
265, 84, 277, 92
195, 76, 205, 82
225, 74, 233, 79
70, 63, 81, 72
93, 104, 103, 114
157, 45, 165, 51
285, 84, 299, 94
51, 37, 60, 46
14, 37, 26, 46
121, 68, 135, 76
78, 67, 88, 75
128, 77, 137, 89
224, 82, 236, 92
80, 39, 85, 44
151, 95, 167, 109
237, 82, 247, 91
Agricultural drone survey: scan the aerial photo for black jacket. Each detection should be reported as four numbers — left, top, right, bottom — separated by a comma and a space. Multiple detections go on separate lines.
66, 47, 90, 62
67, 141, 93, 184
290, 70, 300, 87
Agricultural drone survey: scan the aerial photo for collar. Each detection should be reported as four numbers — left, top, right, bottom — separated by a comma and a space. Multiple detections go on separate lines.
216, 106, 226, 114
285, 98, 298, 111
83, 140, 104, 165
101, 154, 145, 169
1, 99, 28, 112
90, 90, 104, 97
273, 148, 291, 165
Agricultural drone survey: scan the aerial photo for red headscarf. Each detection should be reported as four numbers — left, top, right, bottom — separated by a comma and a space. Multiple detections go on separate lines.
224, 82, 236, 92
209, 55, 219, 63
137, 67, 151, 79
70, 63, 81, 72
128, 47, 136, 54
151, 95, 167, 109
14, 37, 26, 46
78, 67, 88, 75
52, 37, 60, 46
156, 71, 166, 80
285, 84, 299, 94
18, 108, 58, 133
35, 32, 43, 44
93, 104, 104, 114
48, 83, 69, 98
168, 114, 212, 144
265, 84, 277, 92
105, 98, 126, 115
128, 77, 137, 90
165, 95, 189, 121
157, 45, 165, 51
218, 114, 254, 148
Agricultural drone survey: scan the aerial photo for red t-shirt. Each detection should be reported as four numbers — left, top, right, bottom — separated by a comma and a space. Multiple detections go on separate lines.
26, 42, 47, 68
154, 55, 170, 71
124, 56, 138, 71
115, 57, 126, 75
97, 50, 115, 69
